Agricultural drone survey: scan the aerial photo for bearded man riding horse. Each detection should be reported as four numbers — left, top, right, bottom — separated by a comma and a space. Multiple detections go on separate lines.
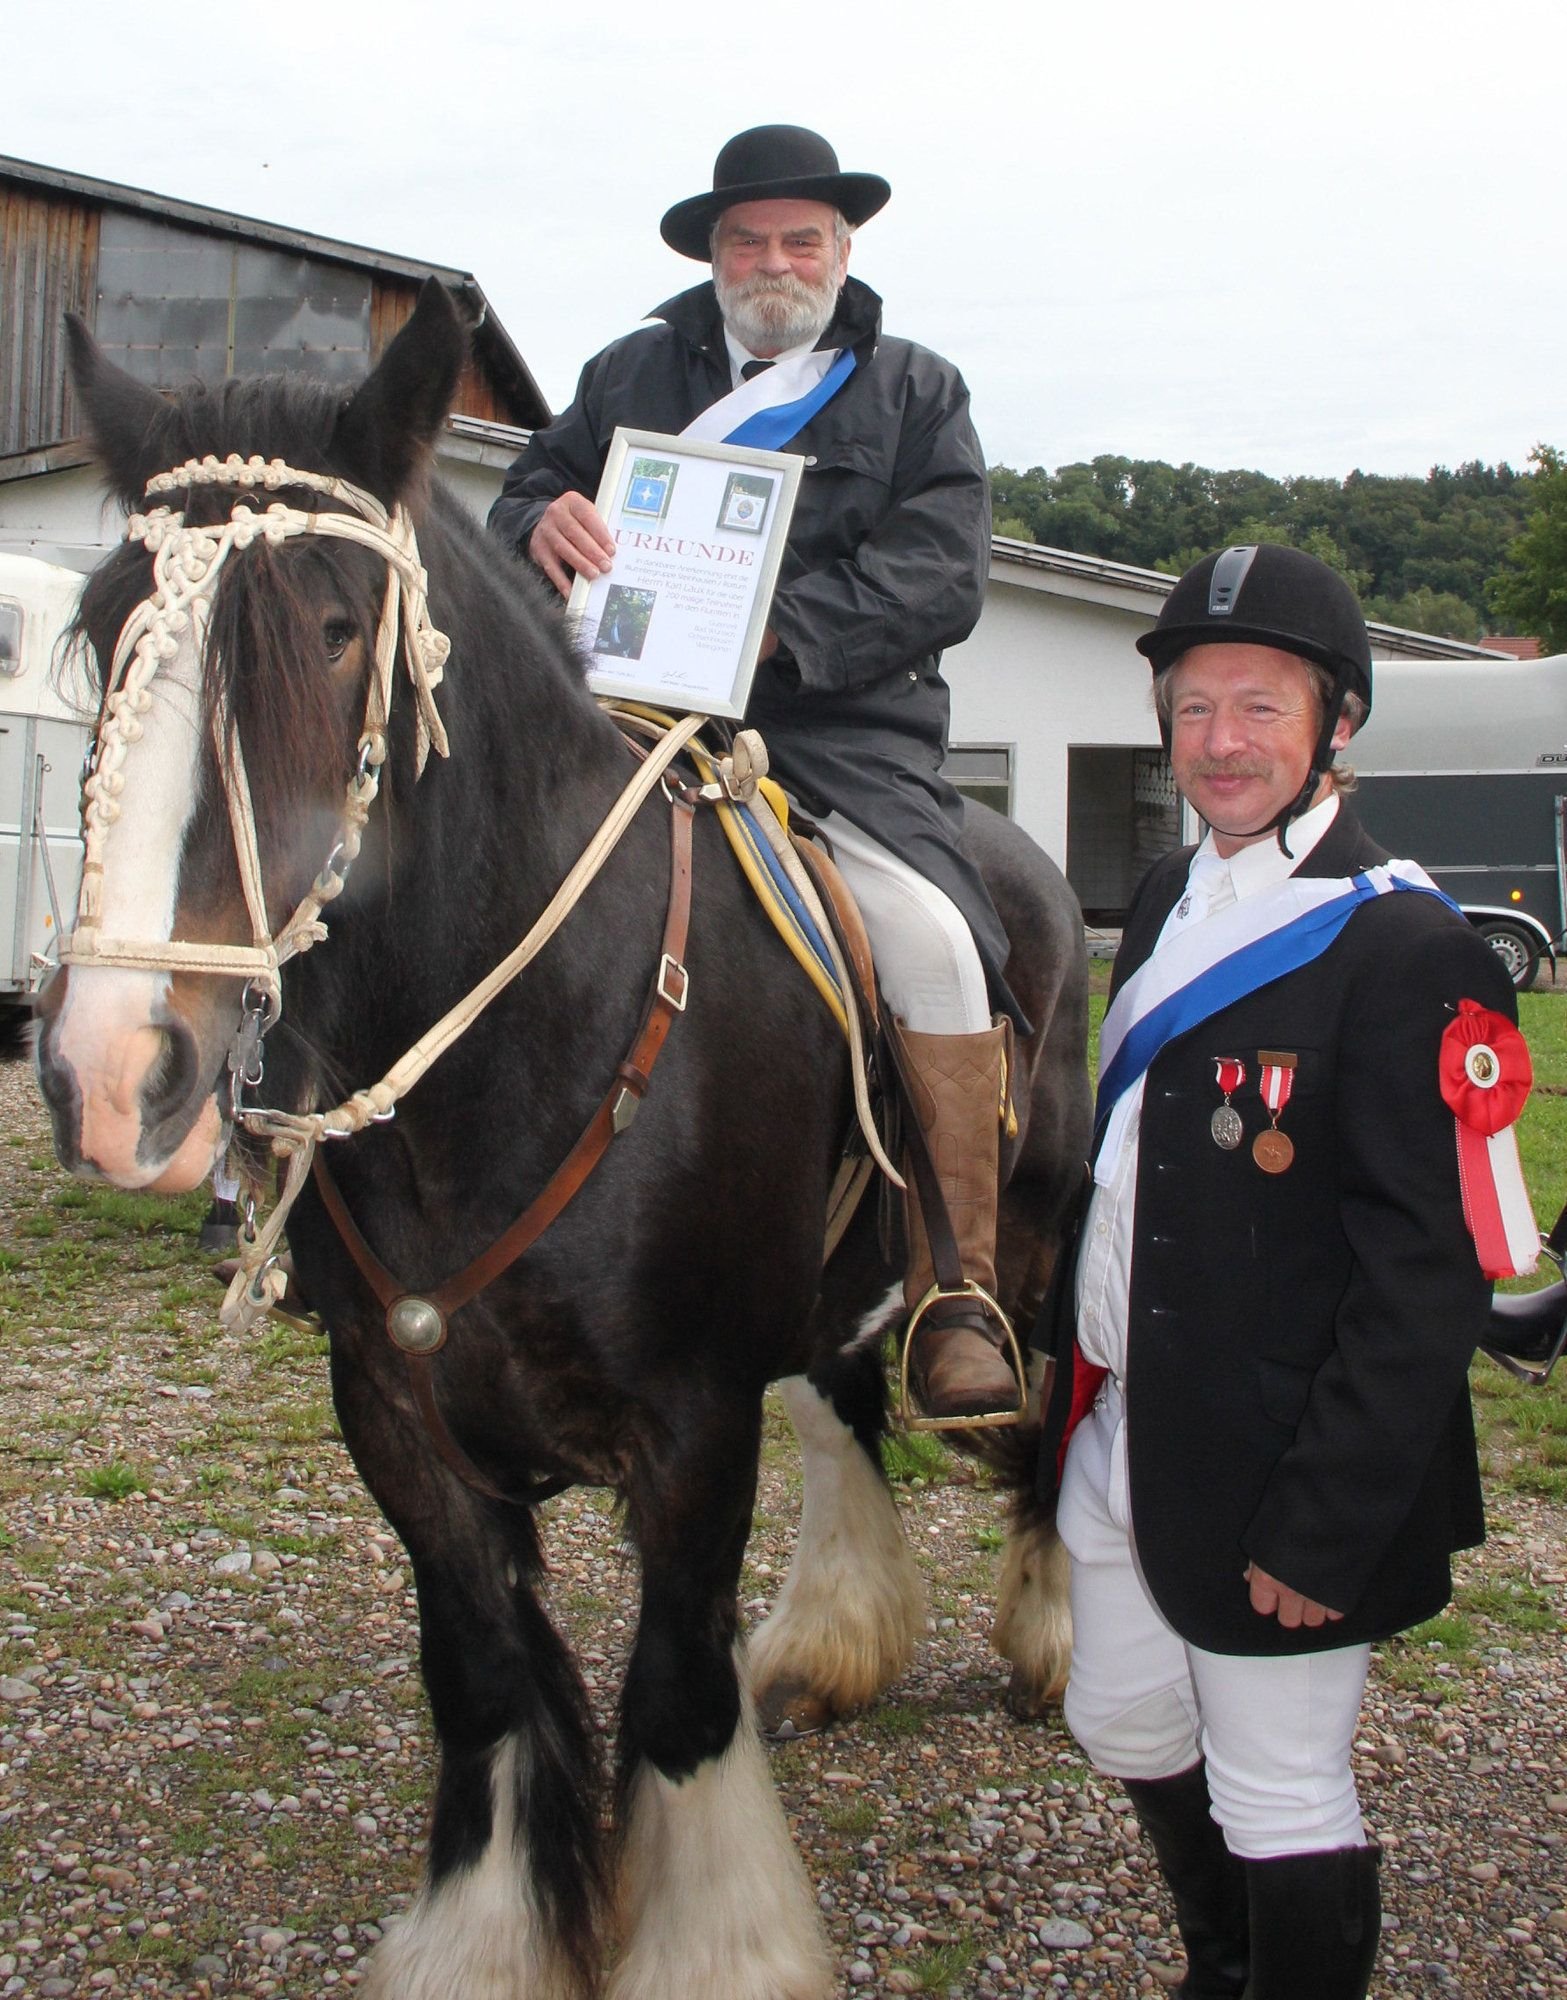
492, 122, 1038, 1425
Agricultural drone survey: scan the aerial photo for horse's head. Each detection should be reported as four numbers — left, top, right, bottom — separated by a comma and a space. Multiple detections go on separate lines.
34, 280, 467, 1191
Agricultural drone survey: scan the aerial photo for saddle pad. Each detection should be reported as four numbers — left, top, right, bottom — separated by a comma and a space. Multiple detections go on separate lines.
717, 795, 850, 1036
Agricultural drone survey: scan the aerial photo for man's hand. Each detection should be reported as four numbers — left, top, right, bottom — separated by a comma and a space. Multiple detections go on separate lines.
1245, 1563, 1344, 1630
528, 492, 616, 598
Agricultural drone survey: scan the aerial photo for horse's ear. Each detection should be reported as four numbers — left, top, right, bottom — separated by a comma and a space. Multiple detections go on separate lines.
333, 278, 468, 505
65, 314, 177, 506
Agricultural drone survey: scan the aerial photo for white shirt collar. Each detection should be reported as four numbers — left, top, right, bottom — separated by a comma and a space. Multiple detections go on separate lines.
723, 327, 827, 389
1196, 790, 1341, 904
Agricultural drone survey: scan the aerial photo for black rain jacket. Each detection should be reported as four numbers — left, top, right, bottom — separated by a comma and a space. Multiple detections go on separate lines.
488, 276, 1022, 1026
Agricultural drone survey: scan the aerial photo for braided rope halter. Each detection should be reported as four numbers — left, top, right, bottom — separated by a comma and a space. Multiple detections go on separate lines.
65, 452, 452, 1012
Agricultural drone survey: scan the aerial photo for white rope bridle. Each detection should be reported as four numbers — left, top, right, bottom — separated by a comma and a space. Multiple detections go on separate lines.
61, 452, 708, 1332
63, 452, 452, 1016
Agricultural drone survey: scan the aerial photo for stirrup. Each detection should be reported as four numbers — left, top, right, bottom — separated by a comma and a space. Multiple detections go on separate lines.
897, 1280, 1028, 1432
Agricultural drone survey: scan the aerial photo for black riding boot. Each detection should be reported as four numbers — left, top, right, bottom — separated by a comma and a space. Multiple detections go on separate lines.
1243, 1844, 1381, 1999
1124, 1763, 1249, 1998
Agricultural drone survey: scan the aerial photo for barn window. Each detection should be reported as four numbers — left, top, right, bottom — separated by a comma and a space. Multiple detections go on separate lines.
945, 744, 1014, 817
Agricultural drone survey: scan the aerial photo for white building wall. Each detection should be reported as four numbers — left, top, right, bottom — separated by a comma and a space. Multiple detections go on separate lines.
943, 574, 1162, 864
0, 465, 120, 570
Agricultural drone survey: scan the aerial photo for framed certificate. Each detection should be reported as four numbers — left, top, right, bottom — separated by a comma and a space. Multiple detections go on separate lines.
567, 427, 803, 719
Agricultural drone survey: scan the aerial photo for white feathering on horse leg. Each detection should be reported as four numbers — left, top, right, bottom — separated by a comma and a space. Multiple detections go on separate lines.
360, 1738, 590, 2000
608, 1673, 832, 2000
748, 1373, 924, 1724
991, 1507, 1073, 1711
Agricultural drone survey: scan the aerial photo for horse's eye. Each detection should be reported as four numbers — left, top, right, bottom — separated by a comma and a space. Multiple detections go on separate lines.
323, 619, 356, 663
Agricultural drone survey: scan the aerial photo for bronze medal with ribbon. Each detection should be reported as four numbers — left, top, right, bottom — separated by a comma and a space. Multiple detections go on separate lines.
1253, 1050, 1297, 1173
1211, 1056, 1246, 1149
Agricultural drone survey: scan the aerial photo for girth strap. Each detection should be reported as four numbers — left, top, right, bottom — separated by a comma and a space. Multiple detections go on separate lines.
313, 790, 696, 1505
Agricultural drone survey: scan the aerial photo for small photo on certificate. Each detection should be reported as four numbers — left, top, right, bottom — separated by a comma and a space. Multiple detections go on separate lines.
593, 585, 657, 662
717, 472, 773, 536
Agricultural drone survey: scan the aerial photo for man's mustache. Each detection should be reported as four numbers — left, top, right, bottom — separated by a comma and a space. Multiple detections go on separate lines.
731, 272, 821, 305
1189, 760, 1271, 780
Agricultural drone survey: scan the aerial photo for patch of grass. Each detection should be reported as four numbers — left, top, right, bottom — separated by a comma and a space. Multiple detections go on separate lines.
1509, 1462, 1567, 1501
903, 1937, 981, 1990
1381, 1608, 1480, 1696
971, 1522, 1004, 1553
76, 1185, 209, 1235
822, 1794, 879, 1837
881, 1427, 952, 1486
1456, 1574, 1561, 1635
1407, 1610, 1477, 1653
865, 1700, 927, 1741
81, 1458, 152, 1501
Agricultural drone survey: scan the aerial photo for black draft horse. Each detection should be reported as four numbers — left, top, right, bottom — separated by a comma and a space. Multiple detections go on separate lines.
35, 282, 1091, 2000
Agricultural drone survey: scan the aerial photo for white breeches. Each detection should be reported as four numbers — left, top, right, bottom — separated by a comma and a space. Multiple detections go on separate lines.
812, 811, 990, 1035
1058, 1381, 1370, 1861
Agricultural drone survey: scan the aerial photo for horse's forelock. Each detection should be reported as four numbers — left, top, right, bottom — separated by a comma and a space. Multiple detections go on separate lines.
204, 535, 383, 854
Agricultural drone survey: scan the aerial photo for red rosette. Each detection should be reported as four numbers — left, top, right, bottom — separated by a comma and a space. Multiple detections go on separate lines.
1439, 999, 1532, 1136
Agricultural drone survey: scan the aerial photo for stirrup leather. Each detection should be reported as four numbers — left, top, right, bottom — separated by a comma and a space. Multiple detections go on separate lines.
897, 1281, 1028, 1432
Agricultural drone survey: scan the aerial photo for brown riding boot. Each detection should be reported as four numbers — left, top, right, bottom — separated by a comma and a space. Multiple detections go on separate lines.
900, 1020, 1023, 1423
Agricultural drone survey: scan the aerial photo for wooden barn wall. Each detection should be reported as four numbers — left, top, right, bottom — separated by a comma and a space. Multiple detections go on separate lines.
0, 188, 99, 459
0, 190, 520, 456
371, 280, 507, 425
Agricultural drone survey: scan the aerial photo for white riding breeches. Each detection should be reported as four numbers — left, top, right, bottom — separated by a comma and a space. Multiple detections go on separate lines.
1058, 1380, 1371, 1861
812, 810, 991, 1035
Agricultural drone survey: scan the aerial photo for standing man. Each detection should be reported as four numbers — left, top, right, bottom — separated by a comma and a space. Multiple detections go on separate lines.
491, 125, 1025, 1421
1034, 545, 1536, 1997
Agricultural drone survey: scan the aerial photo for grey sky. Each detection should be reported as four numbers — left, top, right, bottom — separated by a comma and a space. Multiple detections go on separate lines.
11, 0, 1562, 482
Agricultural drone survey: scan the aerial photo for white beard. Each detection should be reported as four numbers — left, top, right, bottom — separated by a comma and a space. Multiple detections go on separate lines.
715, 267, 840, 354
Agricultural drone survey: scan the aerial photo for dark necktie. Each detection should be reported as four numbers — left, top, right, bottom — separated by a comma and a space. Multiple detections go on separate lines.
741, 359, 774, 381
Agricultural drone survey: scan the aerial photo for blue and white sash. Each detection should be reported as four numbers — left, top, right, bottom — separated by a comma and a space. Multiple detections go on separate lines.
1093, 862, 1452, 1174
680, 348, 857, 450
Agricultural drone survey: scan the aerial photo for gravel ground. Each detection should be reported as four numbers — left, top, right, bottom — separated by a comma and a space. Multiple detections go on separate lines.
1, 1042, 1565, 1998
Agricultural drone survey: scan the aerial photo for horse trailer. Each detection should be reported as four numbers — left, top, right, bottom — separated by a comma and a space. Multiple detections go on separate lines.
0, 552, 91, 1009
1349, 651, 1567, 990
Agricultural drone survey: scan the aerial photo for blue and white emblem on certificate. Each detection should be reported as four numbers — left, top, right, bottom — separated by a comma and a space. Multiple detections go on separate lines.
621, 458, 678, 523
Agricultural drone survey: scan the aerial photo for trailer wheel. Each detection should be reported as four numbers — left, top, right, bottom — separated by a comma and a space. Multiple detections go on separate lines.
1476, 918, 1540, 992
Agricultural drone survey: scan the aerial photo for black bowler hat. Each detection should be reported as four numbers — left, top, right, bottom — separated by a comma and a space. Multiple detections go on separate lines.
660, 124, 891, 261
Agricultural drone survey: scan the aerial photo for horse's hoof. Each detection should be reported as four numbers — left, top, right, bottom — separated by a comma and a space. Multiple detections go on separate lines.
755, 1677, 837, 1740
1004, 1665, 1063, 1722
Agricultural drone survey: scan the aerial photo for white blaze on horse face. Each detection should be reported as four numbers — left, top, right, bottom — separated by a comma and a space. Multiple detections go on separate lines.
56, 625, 213, 1186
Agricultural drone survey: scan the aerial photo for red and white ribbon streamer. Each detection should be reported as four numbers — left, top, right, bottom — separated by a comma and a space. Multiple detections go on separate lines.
1440, 1002, 1538, 1280
1259, 1063, 1294, 1117
1454, 1123, 1538, 1280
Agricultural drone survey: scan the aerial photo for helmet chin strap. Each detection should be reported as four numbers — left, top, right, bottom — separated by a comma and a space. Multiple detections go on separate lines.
1263, 664, 1352, 859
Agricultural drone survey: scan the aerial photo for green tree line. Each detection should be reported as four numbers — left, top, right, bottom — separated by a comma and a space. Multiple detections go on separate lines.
989, 448, 1567, 648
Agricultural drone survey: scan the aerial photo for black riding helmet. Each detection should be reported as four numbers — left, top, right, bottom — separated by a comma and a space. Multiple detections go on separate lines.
1136, 544, 1375, 851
